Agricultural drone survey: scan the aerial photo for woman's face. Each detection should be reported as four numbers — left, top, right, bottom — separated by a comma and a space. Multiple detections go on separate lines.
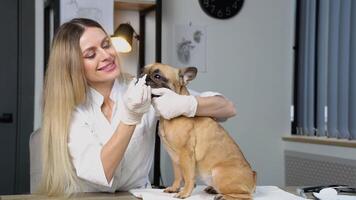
80, 27, 120, 87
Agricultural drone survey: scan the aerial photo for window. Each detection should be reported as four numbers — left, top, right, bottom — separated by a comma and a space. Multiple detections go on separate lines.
292, 0, 356, 139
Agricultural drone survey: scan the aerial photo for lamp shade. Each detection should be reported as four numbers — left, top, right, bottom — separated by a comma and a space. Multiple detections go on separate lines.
111, 23, 135, 53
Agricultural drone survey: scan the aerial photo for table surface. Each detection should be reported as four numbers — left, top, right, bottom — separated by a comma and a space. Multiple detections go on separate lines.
0, 192, 137, 200
0, 187, 300, 200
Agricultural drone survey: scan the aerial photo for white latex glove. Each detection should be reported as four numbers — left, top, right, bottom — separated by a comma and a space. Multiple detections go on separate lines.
120, 75, 151, 125
151, 88, 197, 120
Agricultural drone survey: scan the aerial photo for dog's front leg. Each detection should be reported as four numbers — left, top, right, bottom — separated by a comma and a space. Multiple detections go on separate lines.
164, 162, 182, 193
174, 150, 195, 199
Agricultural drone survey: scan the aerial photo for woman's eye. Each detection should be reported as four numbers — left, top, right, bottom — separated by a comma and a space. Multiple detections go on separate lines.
154, 74, 161, 79
85, 52, 96, 59
103, 41, 111, 49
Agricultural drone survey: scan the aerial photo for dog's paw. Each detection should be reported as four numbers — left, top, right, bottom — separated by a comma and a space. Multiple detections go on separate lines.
204, 186, 218, 194
164, 186, 180, 193
173, 191, 191, 199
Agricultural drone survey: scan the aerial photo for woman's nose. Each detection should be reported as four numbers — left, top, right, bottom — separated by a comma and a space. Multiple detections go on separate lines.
98, 48, 112, 61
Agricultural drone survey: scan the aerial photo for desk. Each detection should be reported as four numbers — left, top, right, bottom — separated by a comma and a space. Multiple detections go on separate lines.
0, 187, 299, 200
0, 192, 137, 200
283, 186, 298, 195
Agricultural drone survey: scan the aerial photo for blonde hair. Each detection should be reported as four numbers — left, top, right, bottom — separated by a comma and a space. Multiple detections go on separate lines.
38, 18, 125, 196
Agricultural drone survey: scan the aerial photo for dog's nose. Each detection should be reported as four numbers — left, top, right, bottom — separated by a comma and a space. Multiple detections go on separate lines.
143, 75, 160, 98
145, 74, 152, 86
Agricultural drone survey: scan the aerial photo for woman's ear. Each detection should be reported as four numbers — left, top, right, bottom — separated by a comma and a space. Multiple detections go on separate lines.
179, 66, 197, 85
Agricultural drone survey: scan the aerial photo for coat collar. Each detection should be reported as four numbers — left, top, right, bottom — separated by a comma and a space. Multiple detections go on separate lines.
88, 79, 120, 107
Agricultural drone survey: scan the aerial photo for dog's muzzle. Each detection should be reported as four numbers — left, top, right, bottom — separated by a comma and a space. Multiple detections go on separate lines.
142, 74, 161, 98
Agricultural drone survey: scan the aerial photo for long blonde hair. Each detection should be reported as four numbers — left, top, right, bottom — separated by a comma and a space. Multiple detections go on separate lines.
39, 18, 110, 196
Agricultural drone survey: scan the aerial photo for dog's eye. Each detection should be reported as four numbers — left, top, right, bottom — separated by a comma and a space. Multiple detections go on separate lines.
154, 74, 161, 79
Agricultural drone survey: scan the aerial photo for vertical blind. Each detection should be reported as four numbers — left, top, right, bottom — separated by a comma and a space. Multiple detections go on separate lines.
293, 0, 356, 139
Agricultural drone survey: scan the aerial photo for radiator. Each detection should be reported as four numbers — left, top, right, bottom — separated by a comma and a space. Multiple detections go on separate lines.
285, 150, 356, 186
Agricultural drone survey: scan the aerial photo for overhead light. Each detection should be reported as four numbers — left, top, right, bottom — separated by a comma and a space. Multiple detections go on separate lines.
111, 23, 139, 53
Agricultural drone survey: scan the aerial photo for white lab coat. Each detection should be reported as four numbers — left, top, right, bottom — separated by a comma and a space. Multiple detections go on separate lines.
67, 79, 222, 192
68, 79, 157, 192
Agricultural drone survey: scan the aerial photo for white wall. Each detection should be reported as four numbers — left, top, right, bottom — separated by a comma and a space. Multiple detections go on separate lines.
160, 0, 296, 187
284, 142, 356, 161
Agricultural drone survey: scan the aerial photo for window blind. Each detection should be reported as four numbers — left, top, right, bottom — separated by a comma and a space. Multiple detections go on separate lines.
350, 0, 356, 139
293, 0, 356, 140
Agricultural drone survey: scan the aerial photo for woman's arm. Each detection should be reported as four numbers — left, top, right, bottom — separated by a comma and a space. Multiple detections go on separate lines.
100, 123, 135, 183
100, 76, 151, 184
195, 96, 236, 119
152, 88, 236, 120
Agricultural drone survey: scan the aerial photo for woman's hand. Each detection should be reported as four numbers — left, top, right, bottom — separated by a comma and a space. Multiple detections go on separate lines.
120, 75, 151, 125
151, 88, 198, 120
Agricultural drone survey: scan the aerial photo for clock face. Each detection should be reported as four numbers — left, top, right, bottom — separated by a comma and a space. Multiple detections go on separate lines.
198, 0, 244, 19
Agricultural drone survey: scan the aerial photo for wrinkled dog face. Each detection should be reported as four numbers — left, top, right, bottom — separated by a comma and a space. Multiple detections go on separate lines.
143, 64, 175, 90
143, 63, 197, 94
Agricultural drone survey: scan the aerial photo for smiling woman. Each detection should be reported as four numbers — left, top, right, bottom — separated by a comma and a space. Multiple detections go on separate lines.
38, 17, 236, 197
39, 18, 154, 196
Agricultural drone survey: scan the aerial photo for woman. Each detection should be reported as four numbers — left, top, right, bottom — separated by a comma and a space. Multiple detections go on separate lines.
40, 18, 236, 196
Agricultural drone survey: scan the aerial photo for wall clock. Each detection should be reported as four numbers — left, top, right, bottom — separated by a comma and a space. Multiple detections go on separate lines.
198, 0, 244, 20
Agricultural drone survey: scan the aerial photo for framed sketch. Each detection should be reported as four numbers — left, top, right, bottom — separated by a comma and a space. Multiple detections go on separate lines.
60, 0, 114, 34
173, 24, 207, 72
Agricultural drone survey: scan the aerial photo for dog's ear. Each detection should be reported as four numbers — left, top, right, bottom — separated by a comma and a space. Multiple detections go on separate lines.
179, 67, 197, 85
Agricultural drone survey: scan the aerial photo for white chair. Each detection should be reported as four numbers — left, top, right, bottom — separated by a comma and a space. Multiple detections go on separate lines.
29, 129, 41, 193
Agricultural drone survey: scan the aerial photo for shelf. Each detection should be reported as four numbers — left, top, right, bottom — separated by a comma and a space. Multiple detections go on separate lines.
115, 0, 156, 11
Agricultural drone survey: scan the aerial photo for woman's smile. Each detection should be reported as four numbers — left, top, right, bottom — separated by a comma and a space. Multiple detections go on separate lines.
97, 61, 117, 72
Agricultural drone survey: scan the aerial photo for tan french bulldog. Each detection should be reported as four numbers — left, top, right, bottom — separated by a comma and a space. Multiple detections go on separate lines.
143, 63, 256, 200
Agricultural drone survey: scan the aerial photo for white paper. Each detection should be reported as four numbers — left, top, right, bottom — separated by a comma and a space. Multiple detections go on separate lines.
60, 0, 114, 34
254, 186, 307, 200
130, 185, 307, 200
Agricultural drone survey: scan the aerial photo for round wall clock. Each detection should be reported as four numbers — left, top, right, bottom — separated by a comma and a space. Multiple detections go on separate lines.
198, 0, 244, 20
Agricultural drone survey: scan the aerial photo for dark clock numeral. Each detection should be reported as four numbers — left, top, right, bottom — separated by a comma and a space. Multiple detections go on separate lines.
203, 0, 209, 7
226, 7, 231, 16
199, 0, 244, 19
217, 10, 223, 18
210, 5, 215, 13
232, 0, 239, 9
